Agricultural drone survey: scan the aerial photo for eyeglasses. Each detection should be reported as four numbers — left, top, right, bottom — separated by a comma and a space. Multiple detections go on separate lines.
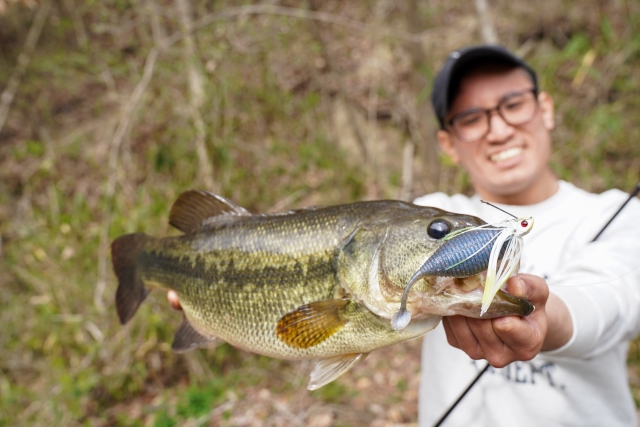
446, 89, 539, 142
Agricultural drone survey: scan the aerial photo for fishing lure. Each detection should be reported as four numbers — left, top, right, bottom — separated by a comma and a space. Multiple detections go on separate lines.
391, 202, 534, 331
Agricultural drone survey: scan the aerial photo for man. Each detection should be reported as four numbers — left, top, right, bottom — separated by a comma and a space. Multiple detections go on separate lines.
415, 45, 640, 426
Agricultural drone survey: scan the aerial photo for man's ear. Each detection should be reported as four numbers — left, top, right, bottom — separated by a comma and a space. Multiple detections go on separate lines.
437, 129, 460, 164
538, 91, 555, 131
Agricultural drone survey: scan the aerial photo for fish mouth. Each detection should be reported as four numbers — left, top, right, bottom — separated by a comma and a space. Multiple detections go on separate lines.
410, 273, 534, 319
453, 273, 534, 318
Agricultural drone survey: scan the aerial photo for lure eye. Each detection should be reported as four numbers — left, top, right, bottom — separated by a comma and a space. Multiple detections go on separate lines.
521, 220, 529, 227
427, 219, 451, 239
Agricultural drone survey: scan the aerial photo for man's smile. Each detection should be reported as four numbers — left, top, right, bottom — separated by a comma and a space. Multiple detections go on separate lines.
489, 146, 523, 163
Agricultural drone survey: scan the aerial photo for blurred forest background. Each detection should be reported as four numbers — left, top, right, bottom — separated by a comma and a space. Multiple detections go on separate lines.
1, 0, 640, 426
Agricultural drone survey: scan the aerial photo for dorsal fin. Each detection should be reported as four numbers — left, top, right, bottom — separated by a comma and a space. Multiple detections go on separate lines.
169, 190, 250, 233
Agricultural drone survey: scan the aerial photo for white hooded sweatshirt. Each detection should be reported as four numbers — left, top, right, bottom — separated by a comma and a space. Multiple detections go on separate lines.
414, 181, 640, 427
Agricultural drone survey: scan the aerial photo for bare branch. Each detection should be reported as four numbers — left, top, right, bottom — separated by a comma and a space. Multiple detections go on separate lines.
146, 0, 167, 45
176, 0, 215, 190
268, 189, 307, 213
0, 0, 51, 135
400, 140, 415, 202
473, 0, 498, 44
61, 0, 88, 49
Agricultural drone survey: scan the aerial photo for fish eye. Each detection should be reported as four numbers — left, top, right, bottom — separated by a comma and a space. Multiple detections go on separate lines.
427, 219, 451, 239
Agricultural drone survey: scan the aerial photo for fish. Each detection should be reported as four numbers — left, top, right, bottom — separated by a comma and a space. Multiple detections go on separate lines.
111, 190, 534, 389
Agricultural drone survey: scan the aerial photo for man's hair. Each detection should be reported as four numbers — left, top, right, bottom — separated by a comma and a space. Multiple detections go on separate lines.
431, 45, 538, 129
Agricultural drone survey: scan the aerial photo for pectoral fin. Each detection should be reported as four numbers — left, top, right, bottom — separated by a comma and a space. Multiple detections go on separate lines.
172, 317, 216, 353
308, 353, 368, 390
276, 300, 350, 349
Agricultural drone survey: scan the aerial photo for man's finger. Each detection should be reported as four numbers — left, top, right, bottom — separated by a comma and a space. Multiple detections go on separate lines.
494, 275, 548, 358
493, 315, 543, 361
442, 317, 460, 348
505, 275, 526, 298
467, 318, 511, 363
445, 316, 483, 359
167, 290, 182, 311
510, 274, 549, 306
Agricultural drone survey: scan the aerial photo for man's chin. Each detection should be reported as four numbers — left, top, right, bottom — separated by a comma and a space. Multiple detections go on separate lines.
476, 174, 536, 201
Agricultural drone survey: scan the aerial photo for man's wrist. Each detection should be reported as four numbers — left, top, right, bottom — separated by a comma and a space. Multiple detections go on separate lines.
541, 293, 573, 351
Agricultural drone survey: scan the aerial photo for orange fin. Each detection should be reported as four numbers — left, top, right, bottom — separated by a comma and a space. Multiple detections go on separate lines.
169, 190, 250, 234
111, 233, 151, 324
172, 317, 216, 353
276, 300, 349, 349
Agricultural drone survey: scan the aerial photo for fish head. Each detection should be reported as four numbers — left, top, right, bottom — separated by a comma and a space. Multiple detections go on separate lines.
385, 208, 534, 319
337, 202, 533, 321
375, 208, 486, 287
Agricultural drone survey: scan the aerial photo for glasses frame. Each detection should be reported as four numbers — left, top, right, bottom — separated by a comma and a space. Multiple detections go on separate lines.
446, 88, 539, 142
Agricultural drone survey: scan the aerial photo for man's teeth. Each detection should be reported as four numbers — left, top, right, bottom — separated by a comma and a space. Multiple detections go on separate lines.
490, 147, 522, 162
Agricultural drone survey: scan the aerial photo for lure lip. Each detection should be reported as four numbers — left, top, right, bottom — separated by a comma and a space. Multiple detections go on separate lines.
482, 288, 534, 317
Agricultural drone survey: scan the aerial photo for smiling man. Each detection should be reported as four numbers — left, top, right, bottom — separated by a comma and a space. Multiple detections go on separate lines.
415, 45, 640, 426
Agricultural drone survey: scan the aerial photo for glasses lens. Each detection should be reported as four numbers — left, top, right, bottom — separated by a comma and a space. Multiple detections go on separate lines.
499, 91, 537, 125
449, 90, 538, 142
452, 110, 487, 141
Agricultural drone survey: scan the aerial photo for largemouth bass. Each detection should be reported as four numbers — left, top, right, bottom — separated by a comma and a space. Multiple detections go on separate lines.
112, 190, 533, 389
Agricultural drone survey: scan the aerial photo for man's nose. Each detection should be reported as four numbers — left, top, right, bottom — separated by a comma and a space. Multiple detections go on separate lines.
486, 110, 515, 142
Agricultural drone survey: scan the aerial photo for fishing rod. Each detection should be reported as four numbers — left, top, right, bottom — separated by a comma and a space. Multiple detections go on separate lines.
432, 181, 640, 427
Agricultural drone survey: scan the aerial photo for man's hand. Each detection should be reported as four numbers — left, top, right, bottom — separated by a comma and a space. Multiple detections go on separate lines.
442, 274, 572, 368
168, 290, 182, 311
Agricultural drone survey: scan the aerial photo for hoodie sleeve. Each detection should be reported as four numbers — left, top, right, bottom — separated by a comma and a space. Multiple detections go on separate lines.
543, 193, 640, 359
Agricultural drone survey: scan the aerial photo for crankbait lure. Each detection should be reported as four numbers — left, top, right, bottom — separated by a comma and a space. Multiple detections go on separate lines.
391, 202, 533, 330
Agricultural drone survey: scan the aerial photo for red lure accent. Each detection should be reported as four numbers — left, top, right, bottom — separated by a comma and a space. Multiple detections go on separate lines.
521, 220, 529, 227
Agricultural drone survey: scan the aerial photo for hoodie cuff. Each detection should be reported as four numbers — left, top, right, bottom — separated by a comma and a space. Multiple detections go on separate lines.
540, 287, 602, 358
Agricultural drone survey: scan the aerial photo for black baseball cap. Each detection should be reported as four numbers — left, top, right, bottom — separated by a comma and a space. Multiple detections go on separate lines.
431, 45, 538, 129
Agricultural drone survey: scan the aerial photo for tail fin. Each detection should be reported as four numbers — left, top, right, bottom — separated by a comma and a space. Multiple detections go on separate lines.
111, 233, 151, 324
